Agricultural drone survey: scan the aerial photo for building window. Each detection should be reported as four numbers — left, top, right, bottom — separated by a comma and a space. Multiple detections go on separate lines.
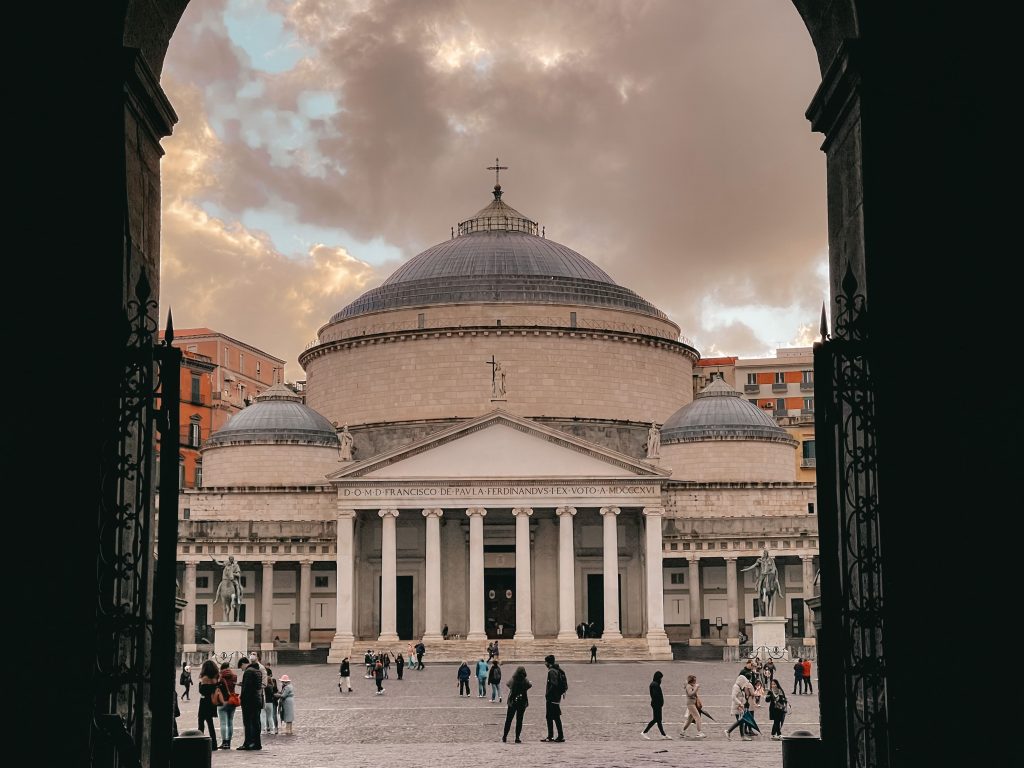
178, 456, 185, 489
776, 398, 786, 412
191, 375, 201, 403
195, 464, 202, 487
803, 397, 814, 412
570, 311, 577, 328
803, 440, 816, 460
417, 313, 426, 329
183, 508, 190, 519
222, 348, 228, 365
256, 360, 261, 376
239, 351, 245, 372
189, 421, 201, 447
802, 370, 813, 383
808, 502, 816, 514
670, 572, 685, 584
747, 373, 757, 385
314, 576, 329, 588
774, 372, 785, 384
196, 576, 208, 589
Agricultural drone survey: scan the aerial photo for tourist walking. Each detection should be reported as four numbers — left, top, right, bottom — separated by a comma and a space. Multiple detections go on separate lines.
407, 643, 416, 669
179, 663, 193, 701
641, 671, 671, 739
540, 654, 567, 742
238, 654, 264, 750
396, 651, 404, 680
457, 660, 471, 696
680, 674, 706, 738
442, 624, 449, 640
764, 658, 776, 685
725, 673, 756, 741
196, 659, 223, 751
415, 641, 426, 670
502, 666, 532, 743
217, 661, 239, 749
590, 643, 597, 663
365, 650, 374, 678
476, 658, 489, 698
338, 657, 352, 693
488, 660, 502, 702
373, 658, 385, 695
261, 666, 279, 735
766, 679, 788, 740
382, 651, 390, 679
793, 658, 804, 694
278, 674, 295, 734
802, 658, 814, 694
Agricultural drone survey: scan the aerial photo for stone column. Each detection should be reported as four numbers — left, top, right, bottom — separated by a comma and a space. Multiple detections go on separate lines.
642, 507, 671, 656
556, 506, 578, 639
726, 557, 740, 646
329, 510, 356, 663
600, 506, 622, 639
422, 508, 444, 642
298, 559, 313, 650
466, 507, 487, 641
260, 561, 274, 650
378, 508, 400, 642
512, 507, 534, 640
688, 556, 702, 646
183, 561, 197, 651
801, 554, 817, 644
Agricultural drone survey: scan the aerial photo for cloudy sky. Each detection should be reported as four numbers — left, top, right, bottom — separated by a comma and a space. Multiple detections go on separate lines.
160, 0, 826, 380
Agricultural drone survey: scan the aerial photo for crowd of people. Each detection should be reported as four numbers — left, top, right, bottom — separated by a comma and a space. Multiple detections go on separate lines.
177, 642, 815, 750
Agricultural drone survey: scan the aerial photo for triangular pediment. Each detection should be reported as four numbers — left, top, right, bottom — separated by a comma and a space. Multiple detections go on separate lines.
329, 410, 669, 481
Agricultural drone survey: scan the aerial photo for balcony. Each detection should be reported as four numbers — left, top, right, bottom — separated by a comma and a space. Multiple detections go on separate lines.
743, 384, 760, 394
801, 457, 817, 468
801, 408, 815, 416
771, 383, 788, 392
800, 381, 814, 391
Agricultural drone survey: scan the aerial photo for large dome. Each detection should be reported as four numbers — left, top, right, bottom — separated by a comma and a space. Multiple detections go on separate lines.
661, 377, 796, 444
206, 383, 340, 447
331, 187, 667, 322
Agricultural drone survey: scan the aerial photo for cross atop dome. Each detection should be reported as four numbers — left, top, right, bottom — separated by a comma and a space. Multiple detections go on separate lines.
486, 157, 509, 199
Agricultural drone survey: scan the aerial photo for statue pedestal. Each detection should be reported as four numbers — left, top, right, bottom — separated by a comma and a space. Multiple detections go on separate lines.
213, 622, 249, 661
751, 616, 790, 659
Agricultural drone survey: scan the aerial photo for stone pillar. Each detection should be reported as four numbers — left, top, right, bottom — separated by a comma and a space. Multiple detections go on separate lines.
642, 507, 671, 657
512, 507, 534, 641
688, 556, 702, 646
466, 507, 487, 641
329, 510, 356, 663
726, 557, 740, 646
298, 559, 313, 650
260, 561, 274, 650
600, 506, 622, 639
801, 554, 817, 644
556, 506, 578, 639
422, 508, 444, 642
183, 561, 197, 652
378, 508, 400, 642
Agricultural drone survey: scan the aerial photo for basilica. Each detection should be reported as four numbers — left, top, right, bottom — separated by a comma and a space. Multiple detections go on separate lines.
177, 181, 819, 663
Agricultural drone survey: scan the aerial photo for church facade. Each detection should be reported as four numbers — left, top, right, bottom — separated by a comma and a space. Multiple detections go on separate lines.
177, 183, 818, 662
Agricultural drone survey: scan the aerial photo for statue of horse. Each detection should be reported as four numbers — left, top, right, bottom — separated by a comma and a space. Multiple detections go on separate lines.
758, 568, 783, 616
215, 576, 240, 622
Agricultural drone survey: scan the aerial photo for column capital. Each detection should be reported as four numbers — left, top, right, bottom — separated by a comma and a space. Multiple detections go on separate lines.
261, 560, 275, 568
600, 506, 621, 516
511, 507, 534, 517
184, 560, 197, 571
687, 554, 701, 564
378, 508, 400, 518
642, 506, 665, 517
800, 553, 816, 561
421, 508, 444, 518
299, 558, 314, 567
466, 506, 487, 517
338, 508, 357, 519
724, 556, 739, 563
555, 506, 577, 517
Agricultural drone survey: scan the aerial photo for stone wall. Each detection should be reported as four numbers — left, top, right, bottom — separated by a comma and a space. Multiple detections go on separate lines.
664, 483, 817, 520
202, 442, 342, 486
660, 440, 797, 482
183, 487, 338, 521
303, 330, 694, 427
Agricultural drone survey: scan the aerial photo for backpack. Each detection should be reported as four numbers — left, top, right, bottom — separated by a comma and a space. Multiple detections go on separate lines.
179, 671, 187, 685
556, 667, 568, 696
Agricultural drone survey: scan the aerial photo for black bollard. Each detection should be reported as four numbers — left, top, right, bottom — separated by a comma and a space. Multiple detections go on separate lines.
781, 730, 822, 768
171, 729, 212, 768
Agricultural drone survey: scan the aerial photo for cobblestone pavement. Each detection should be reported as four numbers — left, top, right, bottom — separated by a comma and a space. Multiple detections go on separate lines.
177, 659, 819, 767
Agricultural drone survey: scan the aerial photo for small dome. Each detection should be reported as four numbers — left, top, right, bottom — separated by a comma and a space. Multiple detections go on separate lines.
205, 383, 340, 447
661, 377, 796, 444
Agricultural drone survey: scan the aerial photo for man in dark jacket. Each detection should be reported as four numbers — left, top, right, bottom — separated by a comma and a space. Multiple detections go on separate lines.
415, 641, 426, 670
238, 657, 264, 750
339, 657, 352, 692
540, 654, 565, 742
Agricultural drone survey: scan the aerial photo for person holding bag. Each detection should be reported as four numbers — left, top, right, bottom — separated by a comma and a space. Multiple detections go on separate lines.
501, 667, 531, 743
217, 661, 239, 749
197, 659, 223, 751
766, 678, 789, 740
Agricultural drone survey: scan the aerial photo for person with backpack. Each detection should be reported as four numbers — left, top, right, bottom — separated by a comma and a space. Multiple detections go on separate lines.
766, 678, 789, 740
457, 660, 471, 697
338, 657, 352, 693
501, 666, 532, 743
373, 658, 385, 695
179, 663, 193, 701
540, 654, 567, 742
641, 671, 671, 739
488, 660, 502, 702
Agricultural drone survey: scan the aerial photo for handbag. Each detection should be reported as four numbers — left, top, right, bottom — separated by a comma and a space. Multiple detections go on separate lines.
227, 691, 241, 707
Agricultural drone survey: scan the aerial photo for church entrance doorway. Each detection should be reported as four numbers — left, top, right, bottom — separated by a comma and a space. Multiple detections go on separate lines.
485, 568, 515, 638
586, 573, 622, 637
379, 575, 415, 640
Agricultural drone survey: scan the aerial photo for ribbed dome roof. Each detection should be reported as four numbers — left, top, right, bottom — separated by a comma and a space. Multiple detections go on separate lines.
205, 383, 340, 447
661, 377, 796, 444
330, 187, 667, 323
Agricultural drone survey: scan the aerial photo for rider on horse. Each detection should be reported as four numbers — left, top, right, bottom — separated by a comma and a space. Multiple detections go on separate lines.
741, 548, 783, 616
211, 555, 242, 621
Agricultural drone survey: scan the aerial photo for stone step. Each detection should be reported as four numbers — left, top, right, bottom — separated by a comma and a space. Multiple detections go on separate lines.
346, 638, 660, 663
